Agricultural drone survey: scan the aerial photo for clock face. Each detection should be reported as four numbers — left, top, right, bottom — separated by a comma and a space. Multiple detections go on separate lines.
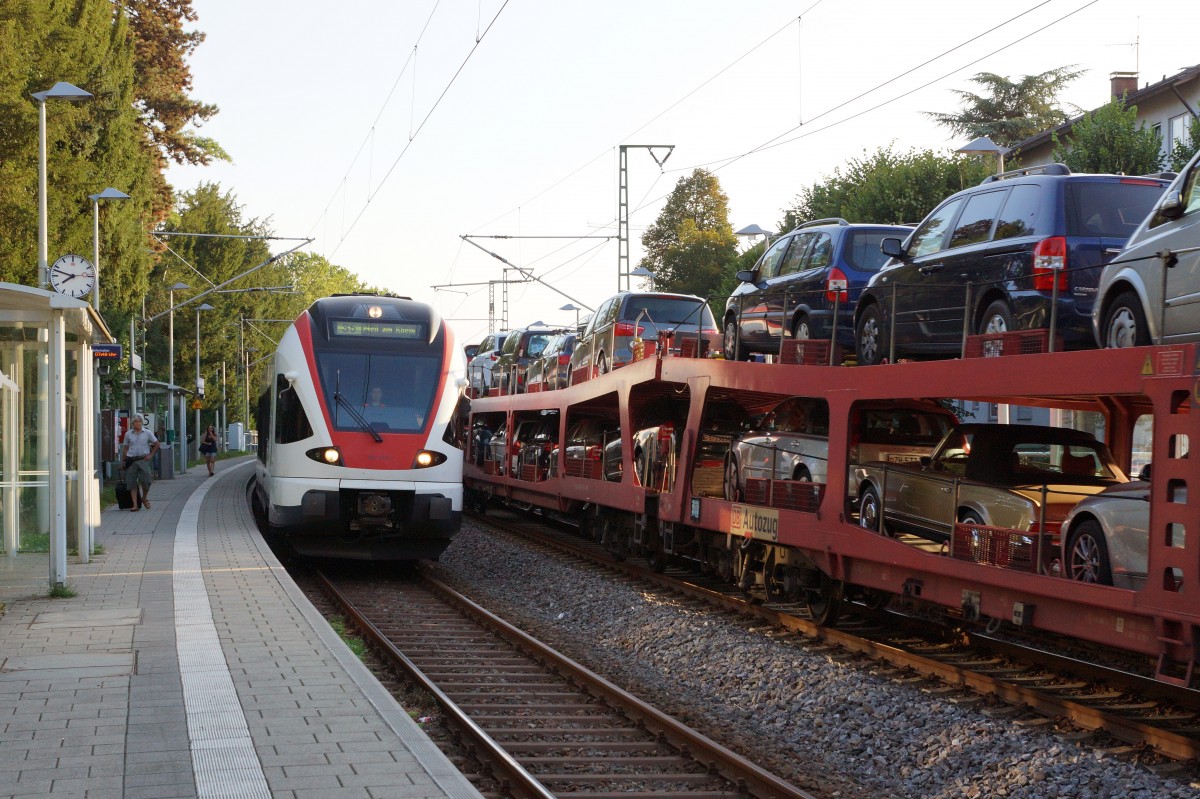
49, 254, 96, 299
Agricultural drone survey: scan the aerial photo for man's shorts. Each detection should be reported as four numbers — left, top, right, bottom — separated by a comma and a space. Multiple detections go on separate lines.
127, 458, 153, 489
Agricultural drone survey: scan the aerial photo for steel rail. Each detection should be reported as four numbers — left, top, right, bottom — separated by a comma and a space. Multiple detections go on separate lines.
418, 571, 817, 799
316, 567, 816, 799
314, 570, 556, 799
477, 510, 1200, 761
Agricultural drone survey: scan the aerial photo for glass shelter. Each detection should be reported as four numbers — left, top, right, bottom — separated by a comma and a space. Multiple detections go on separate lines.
0, 284, 114, 587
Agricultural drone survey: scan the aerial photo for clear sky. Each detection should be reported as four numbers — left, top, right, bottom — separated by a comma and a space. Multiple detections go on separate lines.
166, 0, 1196, 345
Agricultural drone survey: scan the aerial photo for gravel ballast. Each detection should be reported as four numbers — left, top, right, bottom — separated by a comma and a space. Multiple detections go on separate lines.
429, 520, 1200, 799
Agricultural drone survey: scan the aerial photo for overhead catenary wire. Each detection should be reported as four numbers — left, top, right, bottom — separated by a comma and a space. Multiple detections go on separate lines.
630, 0, 1099, 218
667, 0, 1087, 179
329, 1, 511, 258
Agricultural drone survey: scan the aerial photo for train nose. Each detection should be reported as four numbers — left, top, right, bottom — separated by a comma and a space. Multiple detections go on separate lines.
358, 493, 393, 517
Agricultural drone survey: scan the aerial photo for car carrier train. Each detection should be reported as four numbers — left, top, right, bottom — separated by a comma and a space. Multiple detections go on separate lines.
463, 337, 1200, 687
252, 294, 466, 560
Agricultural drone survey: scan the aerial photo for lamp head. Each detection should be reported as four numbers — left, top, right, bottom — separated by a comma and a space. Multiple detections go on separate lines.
32, 82, 93, 103
197, 303, 214, 312
170, 282, 190, 292
89, 187, 130, 202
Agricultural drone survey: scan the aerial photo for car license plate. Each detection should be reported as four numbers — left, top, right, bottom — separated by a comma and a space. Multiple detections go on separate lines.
887, 453, 922, 463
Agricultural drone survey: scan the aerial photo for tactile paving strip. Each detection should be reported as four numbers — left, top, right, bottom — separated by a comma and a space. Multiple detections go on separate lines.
174, 475, 271, 798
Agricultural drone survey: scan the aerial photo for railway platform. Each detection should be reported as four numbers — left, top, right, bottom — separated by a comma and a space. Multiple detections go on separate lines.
0, 458, 482, 799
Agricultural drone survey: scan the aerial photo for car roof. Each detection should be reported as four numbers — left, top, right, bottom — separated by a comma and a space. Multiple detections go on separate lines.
956, 423, 1102, 444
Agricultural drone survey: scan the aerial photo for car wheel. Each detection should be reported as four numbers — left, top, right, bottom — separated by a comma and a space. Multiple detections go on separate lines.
792, 465, 812, 482
723, 456, 741, 502
855, 304, 886, 366
858, 486, 884, 532
979, 300, 1014, 335
1103, 291, 1151, 348
723, 319, 745, 360
1065, 520, 1114, 585
597, 352, 609, 375
792, 315, 812, 340
960, 510, 985, 525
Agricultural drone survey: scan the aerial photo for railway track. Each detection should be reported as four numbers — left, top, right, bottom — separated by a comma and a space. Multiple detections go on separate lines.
312, 566, 816, 799
470, 506, 1200, 766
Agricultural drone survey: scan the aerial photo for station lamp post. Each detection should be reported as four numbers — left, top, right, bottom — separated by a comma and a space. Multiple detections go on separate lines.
166, 283, 189, 472
957, 136, 1008, 175
559, 303, 581, 328
33, 82, 93, 290
88, 188, 130, 310
735, 223, 774, 254
194, 303, 213, 460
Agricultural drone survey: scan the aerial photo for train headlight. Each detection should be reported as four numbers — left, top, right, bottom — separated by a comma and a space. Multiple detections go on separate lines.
412, 449, 447, 469
306, 446, 343, 466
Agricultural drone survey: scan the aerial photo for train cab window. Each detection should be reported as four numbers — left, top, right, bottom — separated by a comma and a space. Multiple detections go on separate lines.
318, 351, 441, 434
275, 374, 314, 444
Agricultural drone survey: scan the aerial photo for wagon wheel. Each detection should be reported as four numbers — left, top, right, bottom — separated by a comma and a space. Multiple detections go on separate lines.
646, 546, 669, 574
806, 572, 844, 627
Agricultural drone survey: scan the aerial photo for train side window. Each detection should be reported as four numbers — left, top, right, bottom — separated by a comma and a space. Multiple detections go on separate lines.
275, 374, 314, 444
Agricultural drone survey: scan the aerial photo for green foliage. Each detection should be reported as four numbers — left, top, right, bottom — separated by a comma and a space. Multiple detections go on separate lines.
1052, 98, 1163, 175
1167, 117, 1200, 172
120, 0, 222, 168
781, 145, 993, 229
928, 67, 1084, 149
0, 0, 160, 297
329, 617, 368, 659
49, 583, 77, 599
713, 241, 765, 313
639, 169, 737, 301
144, 184, 376, 425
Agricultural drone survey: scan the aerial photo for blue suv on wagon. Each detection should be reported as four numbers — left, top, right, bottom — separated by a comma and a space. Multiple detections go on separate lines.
723, 218, 914, 360
852, 164, 1171, 365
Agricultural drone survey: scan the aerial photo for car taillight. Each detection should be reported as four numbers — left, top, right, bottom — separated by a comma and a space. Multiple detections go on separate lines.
1120, 178, 1165, 186
1032, 237, 1068, 292
848, 427, 860, 462
558, 354, 571, 365
489, 353, 499, 360
825, 268, 850, 303
586, 445, 602, 460
614, 322, 645, 336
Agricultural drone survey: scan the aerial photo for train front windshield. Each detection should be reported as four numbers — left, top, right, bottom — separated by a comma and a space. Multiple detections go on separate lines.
316, 351, 442, 433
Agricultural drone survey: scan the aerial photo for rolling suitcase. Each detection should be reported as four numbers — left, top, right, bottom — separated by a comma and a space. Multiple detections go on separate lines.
115, 477, 134, 510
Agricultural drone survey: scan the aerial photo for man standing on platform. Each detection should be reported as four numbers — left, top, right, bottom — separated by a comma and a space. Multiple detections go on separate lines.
120, 414, 161, 511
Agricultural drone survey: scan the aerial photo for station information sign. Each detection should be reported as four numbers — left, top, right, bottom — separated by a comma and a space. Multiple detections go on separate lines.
93, 344, 122, 360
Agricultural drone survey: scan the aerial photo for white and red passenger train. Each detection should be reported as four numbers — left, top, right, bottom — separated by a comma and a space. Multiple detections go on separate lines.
252, 295, 465, 560
464, 340, 1200, 686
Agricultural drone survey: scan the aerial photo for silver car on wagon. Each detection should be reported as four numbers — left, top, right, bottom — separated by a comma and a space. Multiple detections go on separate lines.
1094, 149, 1200, 347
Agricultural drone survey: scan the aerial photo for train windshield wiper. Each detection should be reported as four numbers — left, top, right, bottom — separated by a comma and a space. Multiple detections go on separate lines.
333, 391, 383, 443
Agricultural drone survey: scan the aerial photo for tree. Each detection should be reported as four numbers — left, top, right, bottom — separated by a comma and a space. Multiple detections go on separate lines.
928, 67, 1084, 149
0, 0, 214, 322
639, 169, 737, 301
1051, 98, 1163, 175
781, 145, 993, 230
120, 0, 222, 167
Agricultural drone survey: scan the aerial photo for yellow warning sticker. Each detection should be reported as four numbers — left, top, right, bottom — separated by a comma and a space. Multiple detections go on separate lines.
1142, 355, 1154, 375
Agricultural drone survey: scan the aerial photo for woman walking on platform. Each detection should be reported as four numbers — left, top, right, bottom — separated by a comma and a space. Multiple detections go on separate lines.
200, 425, 219, 476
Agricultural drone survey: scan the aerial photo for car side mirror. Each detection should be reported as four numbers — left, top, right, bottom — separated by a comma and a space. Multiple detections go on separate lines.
735, 269, 756, 283
1158, 190, 1184, 221
1138, 463, 1152, 481
881, 238, 906, 260
920, 456, 932, 468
